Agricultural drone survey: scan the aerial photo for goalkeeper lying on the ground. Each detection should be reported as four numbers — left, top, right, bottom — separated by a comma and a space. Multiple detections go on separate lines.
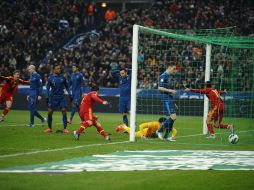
115, 117, 177, 141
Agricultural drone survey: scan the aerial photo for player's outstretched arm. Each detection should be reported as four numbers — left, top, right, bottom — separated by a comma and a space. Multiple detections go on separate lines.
189, 88, 207, 94
19, 79, 30, 85
91, 94, 105, 104
158, 86, 177, 94
0, 76, 11, 81
219, 89, 227, 94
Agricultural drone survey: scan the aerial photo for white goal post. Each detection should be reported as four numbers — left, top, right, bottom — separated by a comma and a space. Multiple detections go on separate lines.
130, 24, 139, 142
130, 24, 211, 142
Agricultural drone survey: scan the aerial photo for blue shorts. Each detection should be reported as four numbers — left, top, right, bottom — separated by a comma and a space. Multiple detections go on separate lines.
72, 93, 82, 105
162, 99, 176, 116
48, 97, 67, 110
119, 97, 130, 114
28, 95, 38, 110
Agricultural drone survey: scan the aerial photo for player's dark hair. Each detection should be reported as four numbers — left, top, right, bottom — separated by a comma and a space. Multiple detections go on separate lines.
158, 117, 167, 123
53, 64, 60, 69
72, 64, 79, 69
205, 81, 211, 88
91, 85, 99, 92
119, 68, 127, 72
13, 70, 20, 75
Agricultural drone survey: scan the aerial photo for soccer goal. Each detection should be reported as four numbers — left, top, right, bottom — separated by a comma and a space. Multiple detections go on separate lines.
130, 24, 254, 142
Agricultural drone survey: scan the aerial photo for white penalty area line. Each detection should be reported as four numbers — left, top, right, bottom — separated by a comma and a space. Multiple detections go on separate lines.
1, 130, 254, 159
0, 141, 130, 159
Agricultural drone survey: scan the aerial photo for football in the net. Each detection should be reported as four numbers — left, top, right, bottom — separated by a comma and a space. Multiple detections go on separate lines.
228, 134, 239, 144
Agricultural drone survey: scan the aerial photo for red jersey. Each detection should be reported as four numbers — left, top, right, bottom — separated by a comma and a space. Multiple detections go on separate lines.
0, 76, 30, 97
191, 88, 225, 109
79, 91, 105, 116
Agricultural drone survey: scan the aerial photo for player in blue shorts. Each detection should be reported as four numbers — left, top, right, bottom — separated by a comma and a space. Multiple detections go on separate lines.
111, 66, 131, 126
26, 65, 46, 127
156, 65, 177, 141
44, 64, 71, 133
68, 65, 85, 124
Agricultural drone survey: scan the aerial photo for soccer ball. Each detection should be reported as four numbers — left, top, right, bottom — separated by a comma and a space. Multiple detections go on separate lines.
228, 134, 239, 144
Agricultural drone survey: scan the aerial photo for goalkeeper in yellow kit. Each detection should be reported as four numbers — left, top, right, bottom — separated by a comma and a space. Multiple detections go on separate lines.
115, 117, 177, 141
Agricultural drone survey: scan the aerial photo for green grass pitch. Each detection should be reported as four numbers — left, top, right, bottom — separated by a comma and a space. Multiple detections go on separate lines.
0, 110, 253, 190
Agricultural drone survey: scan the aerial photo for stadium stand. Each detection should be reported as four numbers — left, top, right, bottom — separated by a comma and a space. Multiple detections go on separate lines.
0, 0, 253, 90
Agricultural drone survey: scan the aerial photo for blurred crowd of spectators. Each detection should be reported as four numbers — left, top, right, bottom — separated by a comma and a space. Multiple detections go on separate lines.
0, 0, 253, 91
137, 38, 253, 91
0, 0, 100, 78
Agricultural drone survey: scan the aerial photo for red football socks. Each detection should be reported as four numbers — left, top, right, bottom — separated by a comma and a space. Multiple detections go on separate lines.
77, 121, 90, 133
96, 126, 107, 138
2, 108, 9, 116
219, 124, 229, 129
207, 123, 215, 136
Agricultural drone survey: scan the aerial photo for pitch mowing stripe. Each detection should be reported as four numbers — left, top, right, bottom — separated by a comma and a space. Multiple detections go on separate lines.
0, 130, 253, 159
0, 141, 130, 158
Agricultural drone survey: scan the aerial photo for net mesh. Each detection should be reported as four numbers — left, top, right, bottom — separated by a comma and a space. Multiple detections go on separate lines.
135, 26, 254, 133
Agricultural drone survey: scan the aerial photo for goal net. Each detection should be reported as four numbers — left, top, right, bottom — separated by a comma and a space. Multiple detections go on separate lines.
130, 25, 254, 142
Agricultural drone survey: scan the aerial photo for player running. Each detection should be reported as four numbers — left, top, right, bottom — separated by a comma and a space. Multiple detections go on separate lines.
73, 85, 110, 141
0, 70, 29, 122
115, 117, 177, 141
68, 64, 85, 124
26, 65, 46, 127
111, 67, 131, 127
44, 64, 71, 133
185, 81, 233, 138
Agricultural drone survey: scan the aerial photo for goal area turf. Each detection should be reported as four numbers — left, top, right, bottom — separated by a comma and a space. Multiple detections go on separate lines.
0, 111, 253, 190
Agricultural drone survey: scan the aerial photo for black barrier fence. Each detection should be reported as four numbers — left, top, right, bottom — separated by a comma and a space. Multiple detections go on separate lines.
11, 94, 253, 118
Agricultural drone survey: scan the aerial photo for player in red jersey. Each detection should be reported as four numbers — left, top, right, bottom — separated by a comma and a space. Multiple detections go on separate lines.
185, 81, 233, 138
0, 70, 30, 121
73, 85, 110, 140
